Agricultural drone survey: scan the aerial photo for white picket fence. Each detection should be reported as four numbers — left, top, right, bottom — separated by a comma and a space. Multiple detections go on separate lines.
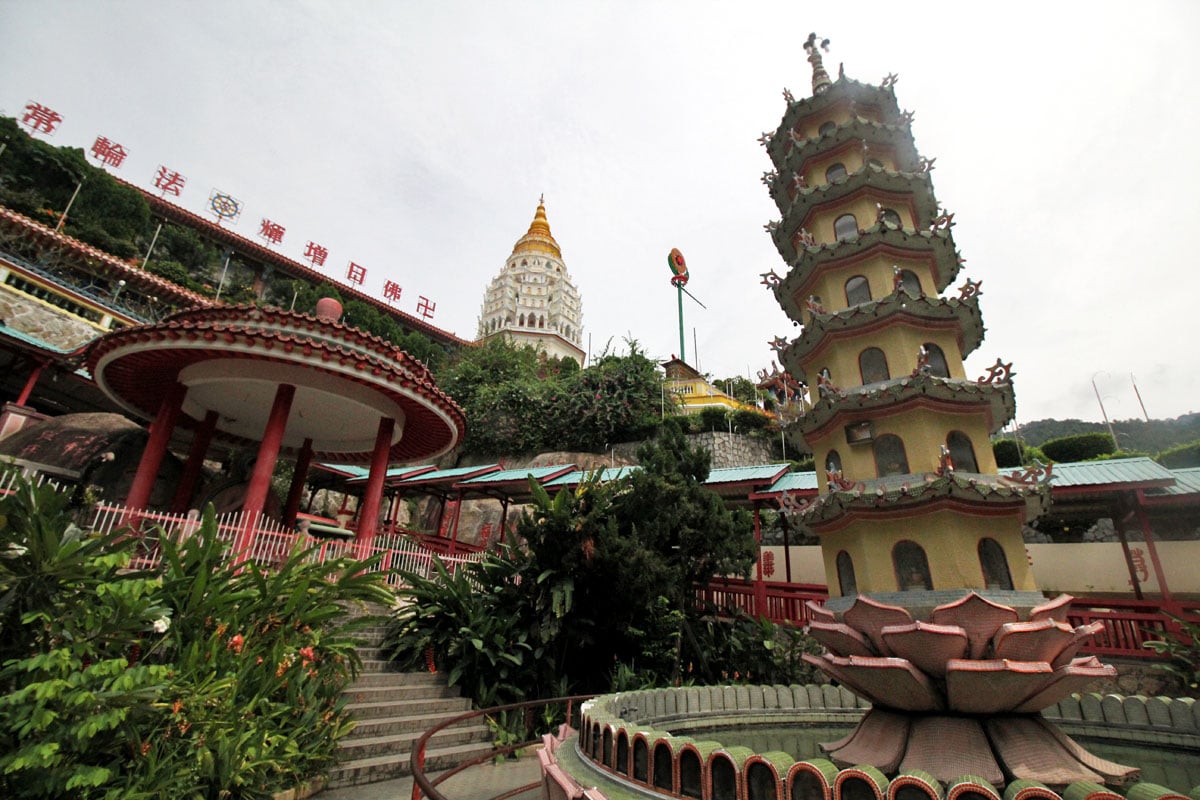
0, 463, 483, 588
86, 502, 484, 587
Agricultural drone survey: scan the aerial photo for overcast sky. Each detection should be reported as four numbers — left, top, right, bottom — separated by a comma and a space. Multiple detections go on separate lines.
2, 1, 1197, 426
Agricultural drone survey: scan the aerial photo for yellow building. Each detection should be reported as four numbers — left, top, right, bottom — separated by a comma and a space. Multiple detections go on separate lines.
662, 358, 768, 418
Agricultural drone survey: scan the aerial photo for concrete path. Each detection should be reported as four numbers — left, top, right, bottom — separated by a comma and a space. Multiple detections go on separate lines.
317, 757, 541, 800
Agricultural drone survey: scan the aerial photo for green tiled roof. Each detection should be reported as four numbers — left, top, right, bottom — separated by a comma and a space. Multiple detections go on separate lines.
1047, 457, 1175, 488
545, 467, 639, 487
318, 463, 369, 479
705, 464, 790, 485
763, 471, 820, 493
345, 464, 434, 484
393, 464, 501, 484
458, 465, 576, 485
1147, 466, 1200, 496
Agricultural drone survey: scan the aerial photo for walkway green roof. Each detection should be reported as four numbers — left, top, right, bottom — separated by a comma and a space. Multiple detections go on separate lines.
1046, 457, 1176, 491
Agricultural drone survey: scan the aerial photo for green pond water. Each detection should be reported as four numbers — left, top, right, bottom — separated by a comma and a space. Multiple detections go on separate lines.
681, 725, 1200, 793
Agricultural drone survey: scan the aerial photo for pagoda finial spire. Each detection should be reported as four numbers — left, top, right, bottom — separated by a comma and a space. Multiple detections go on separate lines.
804, 33, 833, 95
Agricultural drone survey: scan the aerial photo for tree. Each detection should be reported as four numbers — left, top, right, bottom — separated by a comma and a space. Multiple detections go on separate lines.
715, 375, 759, 405
510, 419, 756, 689
386, 420, 759, 701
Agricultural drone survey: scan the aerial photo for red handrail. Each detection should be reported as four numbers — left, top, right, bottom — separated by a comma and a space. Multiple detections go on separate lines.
410, 694, 597, 800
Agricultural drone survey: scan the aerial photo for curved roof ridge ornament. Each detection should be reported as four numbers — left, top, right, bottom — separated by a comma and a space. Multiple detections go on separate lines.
804, 33, 833, 95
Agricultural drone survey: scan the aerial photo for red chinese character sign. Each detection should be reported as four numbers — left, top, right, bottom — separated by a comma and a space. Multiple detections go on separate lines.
154, 166, 187, 197
208, 190, 243, 225
303, 241, 328, 268
382, 280, 403, 304
346, 262, 367, 285
89, 136, 128, 169
416, 296, 436, 320
20, 102, 62, 136
258, 218, 285, 246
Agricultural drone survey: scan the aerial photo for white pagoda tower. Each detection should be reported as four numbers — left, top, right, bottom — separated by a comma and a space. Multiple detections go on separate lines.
476, 198, 585, 365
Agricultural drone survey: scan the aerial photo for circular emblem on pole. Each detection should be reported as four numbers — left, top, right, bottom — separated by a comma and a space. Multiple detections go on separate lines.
667, 248, 689, 286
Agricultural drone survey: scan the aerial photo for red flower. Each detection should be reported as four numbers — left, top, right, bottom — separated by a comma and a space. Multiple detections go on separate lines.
227, 634, 244, 654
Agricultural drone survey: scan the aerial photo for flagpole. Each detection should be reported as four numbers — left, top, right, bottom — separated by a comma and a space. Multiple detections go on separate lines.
54, 178, 84, 234
677, 282, 686, 362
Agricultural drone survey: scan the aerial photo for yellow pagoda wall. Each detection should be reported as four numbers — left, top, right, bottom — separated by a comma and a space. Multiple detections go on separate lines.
799, 148, 900, 189
817, 507, 1036, 596
790, 102, 886, 140
798, 326, 966, 389
806, 406, 998, 489
806, 195, 915, 244
797, 254, 937, 318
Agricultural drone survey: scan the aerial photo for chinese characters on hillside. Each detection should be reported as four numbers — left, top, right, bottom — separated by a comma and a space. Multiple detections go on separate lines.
90, 136, 128, 169
258, 219, 286, 246
19, 101, 61, 135
154, 166, 187, 197
14, 98, 437, 319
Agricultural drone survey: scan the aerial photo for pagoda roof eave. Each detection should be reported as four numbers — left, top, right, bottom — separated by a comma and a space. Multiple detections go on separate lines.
770, 120, 920, 208
774, 167, 939, 250
796, 471, 1051, 529
767, 77, 902, 163
794, 375, 1016, 441
778, 292, 985, 380
771, 227, 962, 319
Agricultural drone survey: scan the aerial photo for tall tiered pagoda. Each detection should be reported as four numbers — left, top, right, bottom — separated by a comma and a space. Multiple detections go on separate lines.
760, 36, 1137, 785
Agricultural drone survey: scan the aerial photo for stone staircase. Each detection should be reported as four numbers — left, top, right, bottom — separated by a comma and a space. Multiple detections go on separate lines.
327, 624, 494, 788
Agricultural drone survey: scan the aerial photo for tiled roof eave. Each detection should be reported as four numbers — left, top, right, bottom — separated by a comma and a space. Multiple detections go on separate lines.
799, 473, 1050, 527
776, 169, 939, 248
768, 78, 901, 162
779, 293, 984, 376
772, 225, 961, 307
0, 206, 211, 307
794, 376, 1016, 440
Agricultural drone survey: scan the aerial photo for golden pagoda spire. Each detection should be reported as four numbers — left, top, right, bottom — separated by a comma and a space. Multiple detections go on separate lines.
511, 196, 562, 259
803, 33, 833, 95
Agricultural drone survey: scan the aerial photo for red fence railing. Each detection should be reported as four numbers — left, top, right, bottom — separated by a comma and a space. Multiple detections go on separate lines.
701, 578, 1197, 661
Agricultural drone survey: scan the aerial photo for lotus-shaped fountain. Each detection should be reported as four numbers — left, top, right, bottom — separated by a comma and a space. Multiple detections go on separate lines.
803, 592, 1140, 786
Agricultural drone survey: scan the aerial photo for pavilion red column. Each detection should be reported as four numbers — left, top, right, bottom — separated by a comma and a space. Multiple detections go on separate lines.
284, 437, 314, 528
124, 381, 187, 523
447, 490, 466, 555
356, 417, 395, 547
233, 384, 295, 560
171, 409, 219, 513
752, 503, 767, 618
14, 360, 46, 406
1133, 490, 1175, 612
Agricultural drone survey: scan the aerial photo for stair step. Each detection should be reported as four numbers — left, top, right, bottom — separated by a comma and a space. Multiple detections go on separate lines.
327, 742, 497, 788
348, 670, 446, 688
342, 684, 461, 704
343, 696, 473, 719
346, 711, 486, 738
337, 726, 492, 760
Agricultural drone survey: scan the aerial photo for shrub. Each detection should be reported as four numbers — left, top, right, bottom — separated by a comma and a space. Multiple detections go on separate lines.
0, 477, 390, 798
697, 406, 728, 431
1157, 440, 1200, 469
732, 408, 771, 433
1039, 432, 1116, 463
